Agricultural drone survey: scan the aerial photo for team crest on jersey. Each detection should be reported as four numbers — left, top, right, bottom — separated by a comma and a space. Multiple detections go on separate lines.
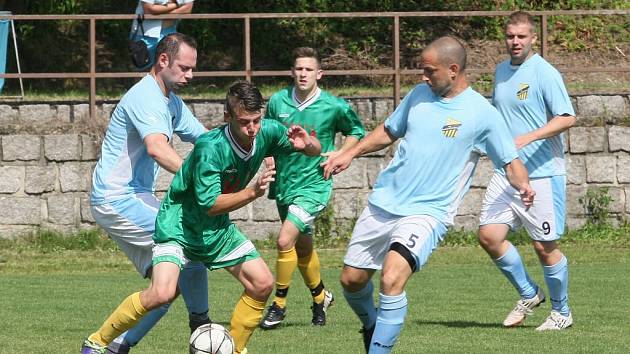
442, 118, 462, 138
517, 83, 529, 100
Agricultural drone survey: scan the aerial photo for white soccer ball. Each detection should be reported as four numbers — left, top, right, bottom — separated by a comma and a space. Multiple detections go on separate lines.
189, 323, 235, 354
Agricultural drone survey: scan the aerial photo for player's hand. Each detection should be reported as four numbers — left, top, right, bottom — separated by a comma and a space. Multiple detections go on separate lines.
264, 156, 275, 170
254, 162, 276, 197
286, 125, 311, 150
320, 151, 353, 179
321, 150, 343, 161
519, 184, 536, 210
515, 134, 533, 150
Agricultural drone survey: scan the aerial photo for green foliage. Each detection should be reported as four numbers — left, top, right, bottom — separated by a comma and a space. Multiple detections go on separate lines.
579, 186, 613, 225
3, 1, 627, 93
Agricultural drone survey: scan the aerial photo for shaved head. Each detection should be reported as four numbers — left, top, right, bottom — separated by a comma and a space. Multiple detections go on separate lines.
424, 36, 467, 71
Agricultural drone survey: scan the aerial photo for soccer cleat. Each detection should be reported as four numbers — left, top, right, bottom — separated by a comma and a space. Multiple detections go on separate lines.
536, 311, 573, 331
360, 325, 375, 353
189, 312, 212, 333
311, 289, 335, 326
503, 287, 546, 327
105, 341, 130, 354
81, 339, 107, 354
259, 302, 286, 329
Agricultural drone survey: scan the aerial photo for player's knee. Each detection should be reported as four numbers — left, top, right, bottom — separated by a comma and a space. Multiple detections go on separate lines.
276, 235, 296, 251
251, 274, 274, 298
146, 285, 178, 307
340, 269, 368, 292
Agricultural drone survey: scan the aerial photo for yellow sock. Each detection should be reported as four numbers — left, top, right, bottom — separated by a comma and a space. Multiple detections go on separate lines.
88, 292, 148, 346
273, 247, 297, 308
230, 293, 265, 353
298, 250, 325, 304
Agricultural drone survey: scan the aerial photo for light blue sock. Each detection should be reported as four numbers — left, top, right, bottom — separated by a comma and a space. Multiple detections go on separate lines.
370, 292, 408, 354
494, 244, 537, 299
179, 261, 210, 329
543, 255, 570, 315
343, 280, 377, 330
118, 303, 170, 346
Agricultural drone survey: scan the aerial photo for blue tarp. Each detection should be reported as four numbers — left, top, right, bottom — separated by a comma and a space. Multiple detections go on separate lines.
0, 17, 9, 93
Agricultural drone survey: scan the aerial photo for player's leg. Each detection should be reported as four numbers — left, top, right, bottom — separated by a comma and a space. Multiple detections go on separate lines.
91, 199, 173, 353
82, 254, 182, 353
523, 176, 571, 330
226, 257, 274, 354
296, 234, 334, 325
369, 214, 446, 354
479, 173, 542, 327
260, 205, 299, 329
341, 204, 392, 352
178, 261, 211, 332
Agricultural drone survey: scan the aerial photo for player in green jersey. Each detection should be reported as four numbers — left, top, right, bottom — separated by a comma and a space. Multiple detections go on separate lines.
260, 47, 366, 330
82, 80, 321, 354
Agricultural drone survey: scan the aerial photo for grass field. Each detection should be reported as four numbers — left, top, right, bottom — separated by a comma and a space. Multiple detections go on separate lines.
1, 243, 629, 354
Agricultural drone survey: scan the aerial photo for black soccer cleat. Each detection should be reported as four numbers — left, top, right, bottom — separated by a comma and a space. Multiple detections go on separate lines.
311, 289, 334, 326
259, 302, 286, 330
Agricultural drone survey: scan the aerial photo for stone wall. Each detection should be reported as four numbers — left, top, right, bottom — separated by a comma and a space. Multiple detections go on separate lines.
0, 94, 628, 239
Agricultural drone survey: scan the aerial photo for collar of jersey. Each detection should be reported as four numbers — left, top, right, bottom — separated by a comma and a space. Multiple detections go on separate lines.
224, 125, 256, 161
292, 86, 321, 111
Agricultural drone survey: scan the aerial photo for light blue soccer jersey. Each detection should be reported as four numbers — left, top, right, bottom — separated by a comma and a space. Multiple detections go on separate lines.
90, 75, 205, 205
368, 84, 518, 225
493, 54, 575, 178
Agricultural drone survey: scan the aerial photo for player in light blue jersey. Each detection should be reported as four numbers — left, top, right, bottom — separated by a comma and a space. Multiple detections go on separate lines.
478, 11, 576, 331
83, 33, 210, 354
322, 36, 535, 354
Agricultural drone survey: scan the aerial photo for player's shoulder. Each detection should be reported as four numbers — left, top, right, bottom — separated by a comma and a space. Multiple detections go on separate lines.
318, 89, 353, 109
268, 87, 292, 102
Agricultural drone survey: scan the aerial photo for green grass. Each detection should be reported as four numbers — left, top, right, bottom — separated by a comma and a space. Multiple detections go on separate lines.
1, 242, 629, 353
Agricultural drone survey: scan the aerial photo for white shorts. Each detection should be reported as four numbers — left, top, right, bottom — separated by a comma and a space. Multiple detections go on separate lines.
343, 203, 448, 272
91, 193, 160, 277
479, 173, 566, 241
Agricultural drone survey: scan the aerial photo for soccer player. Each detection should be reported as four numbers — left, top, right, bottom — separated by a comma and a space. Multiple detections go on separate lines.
84, 33, 209, 354
81, 80, 322, 354
259, 47, 365, 329
322, 36, 535, 353
478, 11, 576, 331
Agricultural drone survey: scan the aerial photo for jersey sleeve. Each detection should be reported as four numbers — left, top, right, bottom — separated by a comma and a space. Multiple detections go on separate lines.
191, 142, 222, 210
264, 119, 293, 156
384, 86, 419, 138
334, 99, 366, 140
125, 98, 171, 140
540, 66, 575, 117
474, 108, 519, 169
172, 96, 206, 142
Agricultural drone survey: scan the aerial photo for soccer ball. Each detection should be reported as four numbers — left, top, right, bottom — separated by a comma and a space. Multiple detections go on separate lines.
189, 323, 235, 354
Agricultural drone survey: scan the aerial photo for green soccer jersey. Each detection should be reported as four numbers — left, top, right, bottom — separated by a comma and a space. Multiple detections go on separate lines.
154, 119, 293, 263
265, 87, 365, 205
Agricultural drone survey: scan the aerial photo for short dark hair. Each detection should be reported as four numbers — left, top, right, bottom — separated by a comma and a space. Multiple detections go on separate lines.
292, 47, 320, 66
155, 33, 197, 66
224, 80, 264, 118
506, 11, 537, 33
425, 36, 467, 71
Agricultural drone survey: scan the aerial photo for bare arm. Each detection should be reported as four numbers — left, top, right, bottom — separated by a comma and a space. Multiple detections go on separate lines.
515, 115, 576, 149
321, 123, 397, 179
142, 2, 179, 14
504, 158, 535, 208
144, 133, 183, 174
207, 160, 275, 216
321, 136, 360, 160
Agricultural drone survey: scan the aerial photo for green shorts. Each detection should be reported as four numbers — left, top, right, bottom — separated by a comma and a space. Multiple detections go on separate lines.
277, 196, 326, 235
152, 226, 260, 270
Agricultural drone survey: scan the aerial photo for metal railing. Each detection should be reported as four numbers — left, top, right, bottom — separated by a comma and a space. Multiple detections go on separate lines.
0, 10, 628, 119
